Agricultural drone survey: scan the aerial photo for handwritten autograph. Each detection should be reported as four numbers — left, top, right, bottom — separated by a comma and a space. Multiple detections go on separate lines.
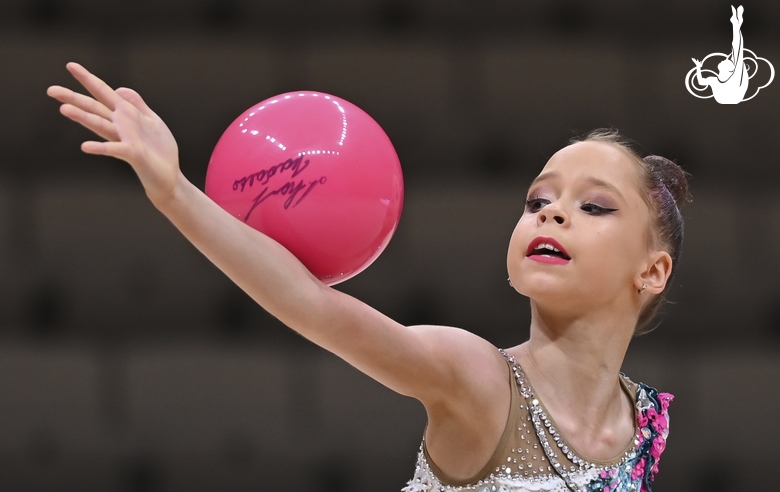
232, 155, 330, 221
243, 176, 328, 222
244, 176, 328, 221
233, 156, 310, 192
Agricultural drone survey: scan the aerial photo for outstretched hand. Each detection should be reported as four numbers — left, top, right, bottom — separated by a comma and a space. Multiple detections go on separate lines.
47, 63, 181, 205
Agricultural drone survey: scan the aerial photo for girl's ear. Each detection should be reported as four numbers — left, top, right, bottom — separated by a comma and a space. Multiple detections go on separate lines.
639, 250, 673, 295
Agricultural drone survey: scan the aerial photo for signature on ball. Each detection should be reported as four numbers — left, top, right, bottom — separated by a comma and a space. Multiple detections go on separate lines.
233, 155, 311, 192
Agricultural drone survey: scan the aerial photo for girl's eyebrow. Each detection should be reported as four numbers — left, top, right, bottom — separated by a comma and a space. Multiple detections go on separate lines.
529, 171, 625, 204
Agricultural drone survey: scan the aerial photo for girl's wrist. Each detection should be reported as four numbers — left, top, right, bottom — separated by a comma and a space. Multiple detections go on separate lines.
149, 169, 190, 215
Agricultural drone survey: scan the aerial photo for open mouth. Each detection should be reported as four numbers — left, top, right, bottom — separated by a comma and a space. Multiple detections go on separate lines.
526, 238, 571, 260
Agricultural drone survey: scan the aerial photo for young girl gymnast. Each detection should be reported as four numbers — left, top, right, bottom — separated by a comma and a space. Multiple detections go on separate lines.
47, 63, 687, 492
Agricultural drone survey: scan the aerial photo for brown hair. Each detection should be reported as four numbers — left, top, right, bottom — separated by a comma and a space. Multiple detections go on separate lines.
568, 128, 692, 335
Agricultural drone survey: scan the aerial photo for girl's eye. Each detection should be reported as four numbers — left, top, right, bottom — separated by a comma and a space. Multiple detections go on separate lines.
581, 202, 617, 215
525, 197, 548, 212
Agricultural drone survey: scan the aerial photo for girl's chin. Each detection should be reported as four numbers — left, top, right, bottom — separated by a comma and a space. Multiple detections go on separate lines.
514, 284, 575, 301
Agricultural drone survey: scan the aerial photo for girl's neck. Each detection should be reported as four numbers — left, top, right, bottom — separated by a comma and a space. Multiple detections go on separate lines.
508, 302, 636, 460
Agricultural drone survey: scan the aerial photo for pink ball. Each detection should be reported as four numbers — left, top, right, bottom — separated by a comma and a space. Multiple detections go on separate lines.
205, 92, 404, 285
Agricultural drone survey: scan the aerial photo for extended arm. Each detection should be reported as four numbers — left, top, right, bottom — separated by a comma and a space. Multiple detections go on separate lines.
692, 58, 710, 87
46, 63, 506, 412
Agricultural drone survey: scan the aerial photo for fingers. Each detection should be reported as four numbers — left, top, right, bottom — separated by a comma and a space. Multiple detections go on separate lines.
66, 62, 122, 111
81, 140, 124, 155
59, 102, 119, 142
47, 85, 113, 120
53, 63, 166, 167
81, 141, 129, 159
54, 63, 155, 121
116, 87, 155, 117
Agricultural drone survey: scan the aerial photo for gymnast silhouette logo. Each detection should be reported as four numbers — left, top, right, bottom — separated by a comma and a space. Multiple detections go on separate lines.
685, 5, 774, 104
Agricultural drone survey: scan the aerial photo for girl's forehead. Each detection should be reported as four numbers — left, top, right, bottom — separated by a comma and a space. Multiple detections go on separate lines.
538, 142, 639, 187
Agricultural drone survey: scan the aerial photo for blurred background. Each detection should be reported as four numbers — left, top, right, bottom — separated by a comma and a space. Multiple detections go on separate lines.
0, 0, 778, 490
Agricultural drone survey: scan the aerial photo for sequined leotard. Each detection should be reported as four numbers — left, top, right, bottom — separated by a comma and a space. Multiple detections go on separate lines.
403, 349, 673, 492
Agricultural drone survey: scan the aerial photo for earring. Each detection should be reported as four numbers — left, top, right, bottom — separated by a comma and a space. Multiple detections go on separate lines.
508, 277, 514, 288
639, 283, 647, 295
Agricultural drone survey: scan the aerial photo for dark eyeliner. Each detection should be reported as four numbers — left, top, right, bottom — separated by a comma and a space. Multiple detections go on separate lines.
582, 202, 618, 215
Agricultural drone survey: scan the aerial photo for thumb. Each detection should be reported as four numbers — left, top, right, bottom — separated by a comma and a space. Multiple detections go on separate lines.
116, 87, 154, 117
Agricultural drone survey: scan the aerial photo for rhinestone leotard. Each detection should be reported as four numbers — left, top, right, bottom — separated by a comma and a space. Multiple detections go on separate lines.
403, 349, 673, 492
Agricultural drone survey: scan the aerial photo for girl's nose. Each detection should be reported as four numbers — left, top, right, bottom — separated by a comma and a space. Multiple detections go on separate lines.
538, 204, 567, 225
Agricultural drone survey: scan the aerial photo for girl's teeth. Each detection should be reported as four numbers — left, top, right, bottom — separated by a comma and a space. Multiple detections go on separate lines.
536, 243, 560, 252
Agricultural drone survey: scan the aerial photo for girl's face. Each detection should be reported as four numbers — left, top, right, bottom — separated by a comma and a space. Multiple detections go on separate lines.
507, 141, 655, 313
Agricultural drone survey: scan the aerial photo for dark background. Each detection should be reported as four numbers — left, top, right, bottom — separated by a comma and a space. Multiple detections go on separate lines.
0, 0, 778, 490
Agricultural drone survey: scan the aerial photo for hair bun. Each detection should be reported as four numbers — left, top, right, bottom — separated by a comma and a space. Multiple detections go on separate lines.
642, 155, 691, 210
